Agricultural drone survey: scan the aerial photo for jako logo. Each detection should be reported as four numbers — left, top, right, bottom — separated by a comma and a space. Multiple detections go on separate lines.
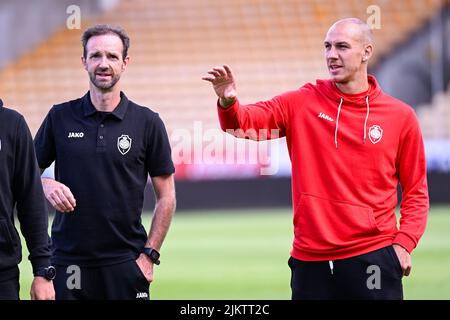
136, 292, 148, 299
318, 112, 334, 122
68, 132, 84, 138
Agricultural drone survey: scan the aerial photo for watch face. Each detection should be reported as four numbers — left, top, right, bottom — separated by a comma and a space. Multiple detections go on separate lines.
46, 266, 56, 280
144, 248, 160, 264
150, 251, 160, 260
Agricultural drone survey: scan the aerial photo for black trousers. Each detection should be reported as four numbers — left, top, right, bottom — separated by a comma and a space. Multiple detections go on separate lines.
289, 246, 404, 300
53, 260, 150, 300
0, 277, 19, 300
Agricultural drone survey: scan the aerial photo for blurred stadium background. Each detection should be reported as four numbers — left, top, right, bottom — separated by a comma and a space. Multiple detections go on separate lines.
0, 0, 449, 299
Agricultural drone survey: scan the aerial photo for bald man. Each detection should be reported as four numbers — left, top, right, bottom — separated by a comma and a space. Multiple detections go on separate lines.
202, 18, 429, 300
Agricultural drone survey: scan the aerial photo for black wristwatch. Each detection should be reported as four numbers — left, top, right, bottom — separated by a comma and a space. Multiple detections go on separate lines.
142, 247, 160, 265
34, 266, 56, 280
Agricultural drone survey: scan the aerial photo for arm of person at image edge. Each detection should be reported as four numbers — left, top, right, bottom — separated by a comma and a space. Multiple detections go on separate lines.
202, 64, 293, 140
34, 108, 77, 214
135, 115, 176, 283
393, 110, 429, 277
14, 116, 55, 300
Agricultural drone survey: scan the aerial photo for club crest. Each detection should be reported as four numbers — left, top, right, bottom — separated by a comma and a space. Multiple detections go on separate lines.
368, 125, 383, 144
117, 134, 132, 155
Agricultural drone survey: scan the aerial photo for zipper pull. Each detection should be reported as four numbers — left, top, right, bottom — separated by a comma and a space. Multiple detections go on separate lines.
329, 260, 334, 275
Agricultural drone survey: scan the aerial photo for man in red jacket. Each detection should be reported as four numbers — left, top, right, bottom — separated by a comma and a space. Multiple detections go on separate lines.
202, 18, 429, 299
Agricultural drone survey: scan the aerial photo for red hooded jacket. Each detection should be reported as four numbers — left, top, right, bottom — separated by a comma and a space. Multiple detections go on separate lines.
217, 75, 429, 261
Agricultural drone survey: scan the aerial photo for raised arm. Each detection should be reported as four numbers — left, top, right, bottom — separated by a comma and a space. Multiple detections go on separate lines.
202, 64, 291, 140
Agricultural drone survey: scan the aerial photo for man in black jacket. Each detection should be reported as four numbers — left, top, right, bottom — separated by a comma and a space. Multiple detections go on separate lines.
0, 99, 55, 300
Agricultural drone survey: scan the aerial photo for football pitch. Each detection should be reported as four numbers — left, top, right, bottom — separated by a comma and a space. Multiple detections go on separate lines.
18, 206, 450, 300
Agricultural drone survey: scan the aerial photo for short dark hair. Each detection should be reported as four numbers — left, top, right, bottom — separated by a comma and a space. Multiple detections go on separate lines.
81, 24, 130, 59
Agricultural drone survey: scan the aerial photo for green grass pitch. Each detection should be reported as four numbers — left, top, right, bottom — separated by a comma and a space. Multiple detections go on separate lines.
17, 206, 450, 299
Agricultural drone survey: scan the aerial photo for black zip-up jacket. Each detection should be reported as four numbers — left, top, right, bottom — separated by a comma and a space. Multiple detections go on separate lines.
0, 99, 51, 281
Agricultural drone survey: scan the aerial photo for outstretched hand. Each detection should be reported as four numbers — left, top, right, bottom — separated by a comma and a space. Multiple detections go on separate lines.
202, 64, 237, 107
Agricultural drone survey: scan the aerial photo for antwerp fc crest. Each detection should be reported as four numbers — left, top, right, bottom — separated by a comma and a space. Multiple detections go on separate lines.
368, 125, 383, 144
117, 134, 132, 155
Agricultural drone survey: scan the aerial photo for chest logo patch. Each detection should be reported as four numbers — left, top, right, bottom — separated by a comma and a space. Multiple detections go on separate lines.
117, 134, 132, 155
318, 112, 334, 122
68, 132, 84, 138
368, 125, 383, 144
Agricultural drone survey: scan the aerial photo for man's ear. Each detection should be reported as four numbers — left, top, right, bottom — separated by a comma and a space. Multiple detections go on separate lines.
81, 56, 87, 71
362, 43, 373, 62
122, 56, 130, 71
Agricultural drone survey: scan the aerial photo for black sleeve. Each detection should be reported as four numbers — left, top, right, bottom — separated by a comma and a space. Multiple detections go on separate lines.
146, 114, 175, 177
13, 116, 51, 272
34, 109, 56, 169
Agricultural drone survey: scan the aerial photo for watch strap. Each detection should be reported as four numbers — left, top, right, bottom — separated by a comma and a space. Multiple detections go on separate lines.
142, 247, 160, 265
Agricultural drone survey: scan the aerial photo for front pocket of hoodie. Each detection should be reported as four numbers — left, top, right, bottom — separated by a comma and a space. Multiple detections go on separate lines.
295, 193, 380, 251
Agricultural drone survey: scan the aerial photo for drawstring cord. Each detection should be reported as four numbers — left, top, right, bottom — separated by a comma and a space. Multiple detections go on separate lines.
363, 95, 370, 143
334, 96, 370, 148
334, 98, 344, 149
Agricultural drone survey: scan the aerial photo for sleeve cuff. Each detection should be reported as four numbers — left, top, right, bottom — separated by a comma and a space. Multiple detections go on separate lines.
30, 257, 51, 274
393, 233, 417, 253
216, 98, 238, 113
150, 166, 175, 177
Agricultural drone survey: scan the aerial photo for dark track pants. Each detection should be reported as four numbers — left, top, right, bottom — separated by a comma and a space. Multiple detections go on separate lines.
53, 260, 150, 300
289, 246, 404, 300
0, 277, 19, 300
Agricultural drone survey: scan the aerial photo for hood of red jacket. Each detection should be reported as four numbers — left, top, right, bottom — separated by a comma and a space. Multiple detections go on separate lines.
312, 75, 383, 148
